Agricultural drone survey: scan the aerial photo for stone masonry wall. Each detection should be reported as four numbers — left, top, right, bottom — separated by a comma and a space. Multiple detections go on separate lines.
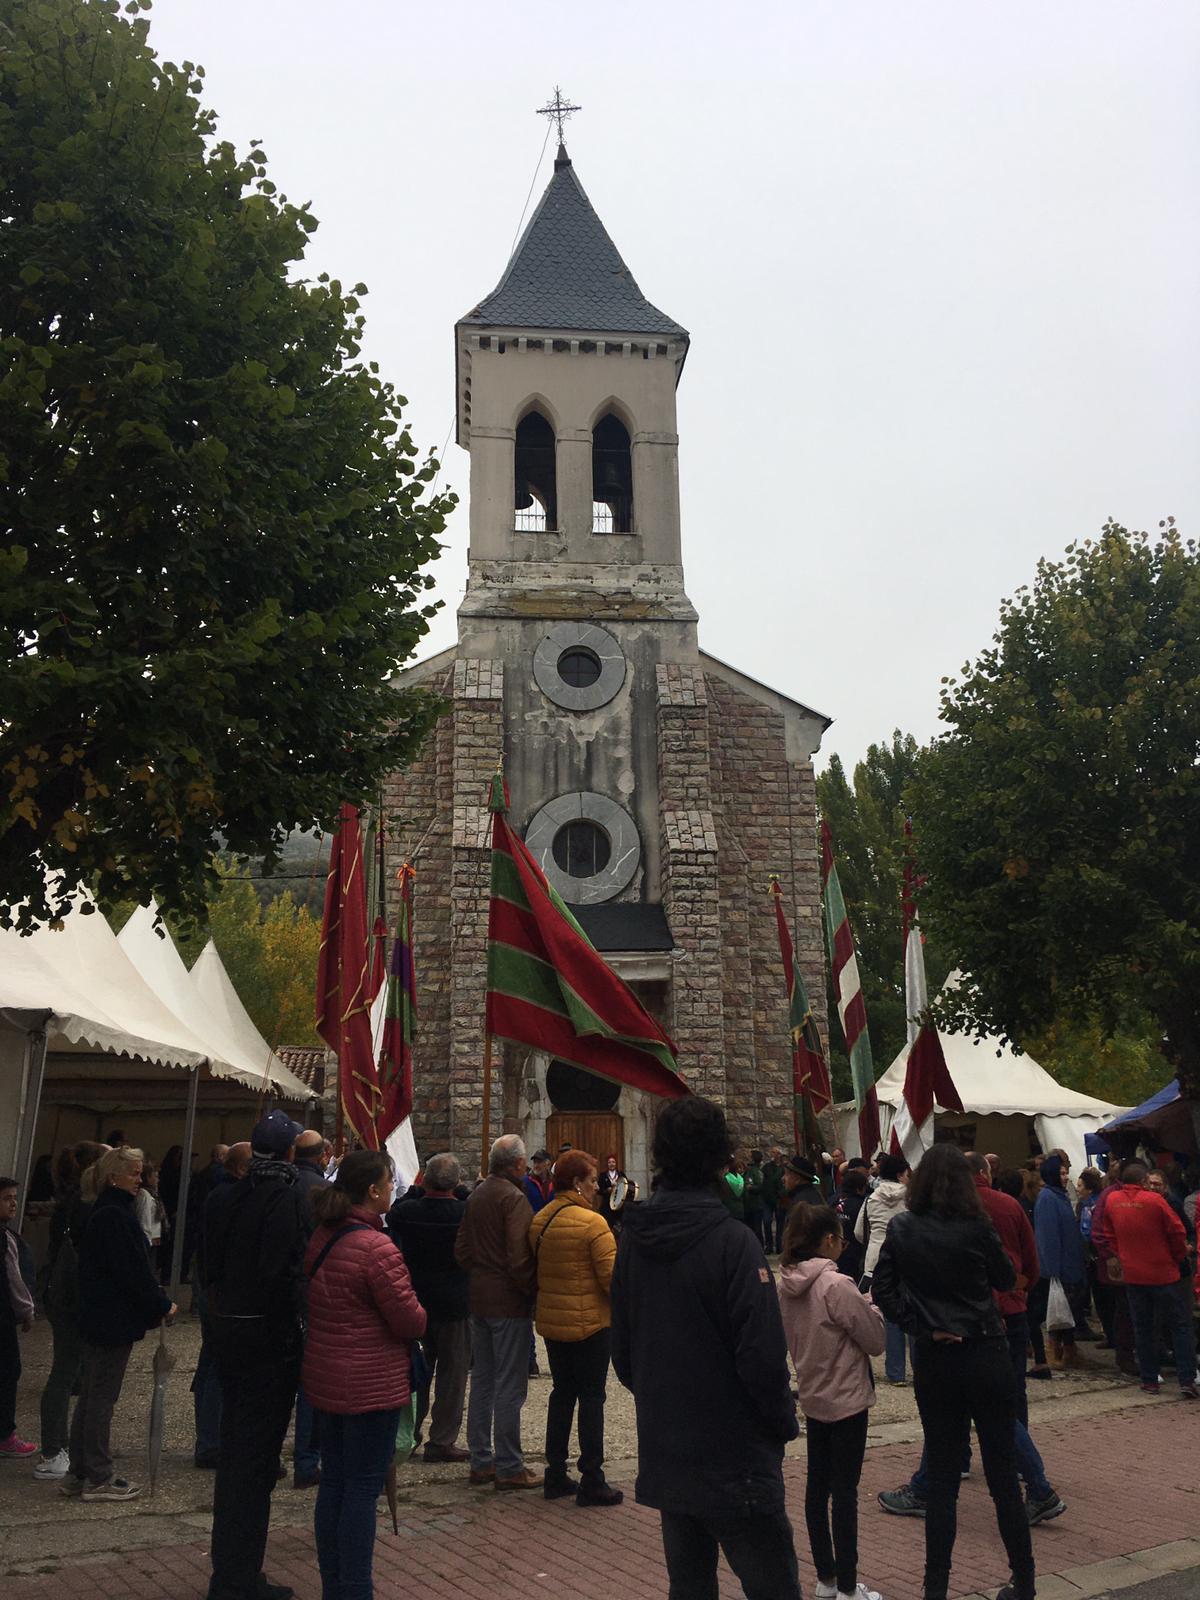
705, 673, 827, 1152
381, 662, 456, 1157
447, 659, 505, 1159
655, 664, 725, 1104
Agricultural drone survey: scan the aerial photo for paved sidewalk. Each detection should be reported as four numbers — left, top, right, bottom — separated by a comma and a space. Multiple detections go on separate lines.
4, 1395, 1198, 1600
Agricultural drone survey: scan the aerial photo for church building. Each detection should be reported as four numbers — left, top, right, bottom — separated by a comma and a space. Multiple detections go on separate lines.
383, 132, 831, 1187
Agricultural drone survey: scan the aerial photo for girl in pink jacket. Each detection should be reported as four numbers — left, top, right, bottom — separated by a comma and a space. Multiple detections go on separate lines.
303, 1150, 426, 1600
779, 1202, 886, 1600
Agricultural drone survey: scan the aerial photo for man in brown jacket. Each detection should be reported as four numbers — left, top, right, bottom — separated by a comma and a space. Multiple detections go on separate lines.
454, 1134, 540, 1489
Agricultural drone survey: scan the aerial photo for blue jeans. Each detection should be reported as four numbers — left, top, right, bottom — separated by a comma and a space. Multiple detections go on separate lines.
911, 1417, 1049, 1502
314, 1408, 400, 1600
885, 1319, 907, 1382
1126, 1279, 1197, 1388
294, 1387, 321, 1478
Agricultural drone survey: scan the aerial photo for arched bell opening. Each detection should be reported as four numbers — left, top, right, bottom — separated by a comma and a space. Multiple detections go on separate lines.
514, 410, 557, 531
591, 413, 633, 533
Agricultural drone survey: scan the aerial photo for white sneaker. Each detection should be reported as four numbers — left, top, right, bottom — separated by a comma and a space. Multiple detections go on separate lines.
816, 1585, 838, 1600
838, 1586, 882, 1600
34, 1449, 69, 1480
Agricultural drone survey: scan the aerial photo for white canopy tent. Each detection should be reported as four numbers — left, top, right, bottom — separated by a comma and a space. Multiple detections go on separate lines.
835, 978, 1123, 1174
0, 892, 310, 1257
119, 907, 307, 1100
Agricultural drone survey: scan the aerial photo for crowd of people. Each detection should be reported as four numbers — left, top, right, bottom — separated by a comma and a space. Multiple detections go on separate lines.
2, 1105, 1197, 1600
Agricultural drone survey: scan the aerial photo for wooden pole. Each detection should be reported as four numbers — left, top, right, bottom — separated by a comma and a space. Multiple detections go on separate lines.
481, 1032, 493, 1181
334, 1081, 345, 1158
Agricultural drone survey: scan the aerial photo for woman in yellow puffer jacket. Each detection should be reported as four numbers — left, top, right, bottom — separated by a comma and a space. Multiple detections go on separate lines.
529, 1149, 622, 1507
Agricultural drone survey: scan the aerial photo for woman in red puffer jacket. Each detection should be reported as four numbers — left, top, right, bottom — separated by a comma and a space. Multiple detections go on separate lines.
303, 1150, 426, 1600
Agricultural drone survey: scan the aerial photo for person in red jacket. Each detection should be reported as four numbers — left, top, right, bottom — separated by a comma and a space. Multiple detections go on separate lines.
1093, 1159, 1197, 1397
303, 1151, 426, 1600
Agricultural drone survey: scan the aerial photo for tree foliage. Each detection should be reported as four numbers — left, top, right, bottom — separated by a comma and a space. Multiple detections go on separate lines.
910, 521, 1198, 1100
816, 731, 950, 1094
204, 865, 322, 1049
0, 0, 454, 932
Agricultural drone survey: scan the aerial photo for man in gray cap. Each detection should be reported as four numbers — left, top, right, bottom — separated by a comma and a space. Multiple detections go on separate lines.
201, 1109, 307, 1600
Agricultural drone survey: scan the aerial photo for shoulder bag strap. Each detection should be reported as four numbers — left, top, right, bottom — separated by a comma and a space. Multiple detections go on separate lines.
308, 1221, 371, 1278
533, 1200, 572, 1258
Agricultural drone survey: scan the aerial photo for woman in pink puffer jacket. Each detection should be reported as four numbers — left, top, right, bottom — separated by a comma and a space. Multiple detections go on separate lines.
303, 1150, 426, 1600
779, 1202, 886, 1600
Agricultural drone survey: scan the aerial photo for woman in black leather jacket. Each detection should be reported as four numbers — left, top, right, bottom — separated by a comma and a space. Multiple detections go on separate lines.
872, 1145, 1034, 1600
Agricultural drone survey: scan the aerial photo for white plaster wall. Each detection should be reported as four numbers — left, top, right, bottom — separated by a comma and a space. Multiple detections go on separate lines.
463, 342, 684, 568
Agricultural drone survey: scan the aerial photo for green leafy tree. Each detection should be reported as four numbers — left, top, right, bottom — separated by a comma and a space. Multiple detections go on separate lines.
0, 0, 454, 932
816, 731, 950, 1095
910, 520, 1199, 1133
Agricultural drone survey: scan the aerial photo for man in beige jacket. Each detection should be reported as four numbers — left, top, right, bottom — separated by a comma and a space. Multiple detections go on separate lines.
454, 1134, 540, 1489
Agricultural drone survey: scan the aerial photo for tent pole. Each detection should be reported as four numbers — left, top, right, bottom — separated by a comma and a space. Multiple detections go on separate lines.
13, 1026, 49, 1233
169, 1064, 201, 1301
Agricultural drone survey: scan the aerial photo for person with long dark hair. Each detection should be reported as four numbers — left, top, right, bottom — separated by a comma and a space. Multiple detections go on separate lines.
872, 1144, 1034, 1600
303, 1149, 426, 1600
779, 1202, 885, 1600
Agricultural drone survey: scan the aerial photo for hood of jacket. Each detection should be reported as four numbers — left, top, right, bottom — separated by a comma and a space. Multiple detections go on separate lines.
619, 1185, 728, 1261
1040, 1155, 1066, 1189
778, 1256, 838, 1300
872, 1179, 908, 1213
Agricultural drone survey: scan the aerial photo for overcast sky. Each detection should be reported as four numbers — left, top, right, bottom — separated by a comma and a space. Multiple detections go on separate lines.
150, 0, 1199, 771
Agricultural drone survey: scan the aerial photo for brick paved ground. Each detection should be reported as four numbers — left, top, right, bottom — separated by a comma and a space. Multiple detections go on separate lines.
5, 1396, 1198, 1600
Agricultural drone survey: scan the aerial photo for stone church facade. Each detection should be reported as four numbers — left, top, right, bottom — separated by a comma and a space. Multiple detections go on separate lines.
383, 141, 830, 1187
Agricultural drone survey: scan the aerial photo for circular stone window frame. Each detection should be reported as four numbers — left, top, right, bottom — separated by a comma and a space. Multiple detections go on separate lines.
533, 621, 626, 711
524, 791, 641, 905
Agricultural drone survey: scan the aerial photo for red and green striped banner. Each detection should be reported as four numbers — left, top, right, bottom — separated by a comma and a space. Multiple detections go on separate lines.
485, 774, 687, 1099
820, 819, 881, 1158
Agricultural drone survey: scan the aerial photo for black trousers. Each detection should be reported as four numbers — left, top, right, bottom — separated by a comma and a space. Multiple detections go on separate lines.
545, 1328, 611, 1490
659, 1507, 802, 1600
912, 1336, 1035, 1600
208, 1354, 300, 1599
804, 1409, 869, 1593
0, 1316, 19, 1439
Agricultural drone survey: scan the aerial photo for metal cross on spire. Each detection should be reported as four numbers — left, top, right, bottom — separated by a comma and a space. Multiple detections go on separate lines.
536, 86, 582, 145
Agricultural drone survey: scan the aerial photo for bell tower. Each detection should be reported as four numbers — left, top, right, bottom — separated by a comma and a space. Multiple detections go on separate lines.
385, 110, 830, 1183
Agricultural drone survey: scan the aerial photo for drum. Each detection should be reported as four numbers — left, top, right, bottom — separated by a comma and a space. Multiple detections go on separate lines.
609, 1174, 629, 1211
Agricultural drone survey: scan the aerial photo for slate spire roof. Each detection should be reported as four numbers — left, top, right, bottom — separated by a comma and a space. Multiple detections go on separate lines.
460, 144, 687, 340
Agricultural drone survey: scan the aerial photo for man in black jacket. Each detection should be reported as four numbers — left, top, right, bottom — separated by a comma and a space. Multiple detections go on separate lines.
201, 1111, 307, 1600
390, 1151, 470, 1462
612, 1097, 801, 1599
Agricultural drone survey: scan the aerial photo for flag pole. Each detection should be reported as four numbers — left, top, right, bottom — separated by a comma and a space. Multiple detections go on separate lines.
481, 1032, 493, 1181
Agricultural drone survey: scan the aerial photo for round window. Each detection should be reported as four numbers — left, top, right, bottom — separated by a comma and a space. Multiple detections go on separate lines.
552, 819, 611, 878
556, 647, 602, 689
525, 792, 640, 904
533, 622, 625, 711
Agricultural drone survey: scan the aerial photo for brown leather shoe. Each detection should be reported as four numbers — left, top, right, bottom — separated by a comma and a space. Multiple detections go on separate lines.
495, 1468, 543, 1491
468, 1466, 495, 1485
424, 1444, 470, 1463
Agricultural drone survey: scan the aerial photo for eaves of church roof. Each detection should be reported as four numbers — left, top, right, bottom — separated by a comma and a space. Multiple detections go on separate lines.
459, 147, 688, 341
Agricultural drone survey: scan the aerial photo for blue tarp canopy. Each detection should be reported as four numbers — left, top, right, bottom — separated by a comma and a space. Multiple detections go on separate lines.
1100, 1079, 1196, 1155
